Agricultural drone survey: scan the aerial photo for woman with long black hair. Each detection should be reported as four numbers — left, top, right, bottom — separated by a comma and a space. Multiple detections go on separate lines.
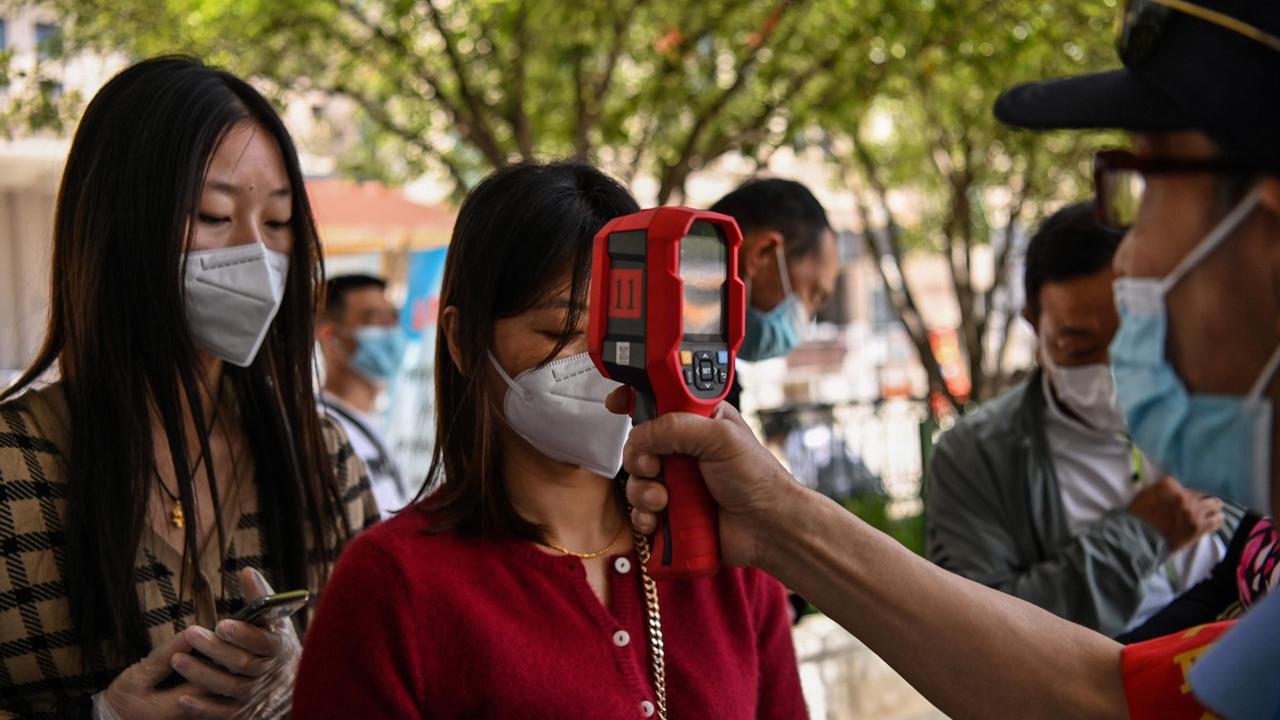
293, 162, 806, 719
0, 57, 378, 718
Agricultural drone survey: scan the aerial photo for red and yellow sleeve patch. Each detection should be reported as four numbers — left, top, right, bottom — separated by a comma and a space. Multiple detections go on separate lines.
1122, 621, 1234, 720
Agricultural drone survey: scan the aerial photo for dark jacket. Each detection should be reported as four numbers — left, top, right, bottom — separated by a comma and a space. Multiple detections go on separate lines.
925, 369, 1179, 636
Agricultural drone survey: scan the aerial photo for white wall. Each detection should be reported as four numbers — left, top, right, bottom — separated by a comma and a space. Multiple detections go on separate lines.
0, 4, 120, 373
0, 182, 56, 372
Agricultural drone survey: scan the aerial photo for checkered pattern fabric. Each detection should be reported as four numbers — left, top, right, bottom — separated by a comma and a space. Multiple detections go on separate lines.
0, 388, 380, 718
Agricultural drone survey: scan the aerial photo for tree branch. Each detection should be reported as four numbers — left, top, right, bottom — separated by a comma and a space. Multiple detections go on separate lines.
570, 0, 650, 165
593, 0, 649, 107
698, 41, 845, 164
423, 0, 509, 167
618, 1, 718, 184
334, 83, 471, 193
839, 137, 965, 415
977, 145, 1035, 381
336, 0, 507, 168
508, 0, 534, 160
656, 0, 806, 202
572, 48, 591, 161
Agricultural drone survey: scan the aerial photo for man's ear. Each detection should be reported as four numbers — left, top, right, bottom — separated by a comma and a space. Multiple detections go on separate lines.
1021, 305, 1038, 334
742, 229, 784, 282
316, 321, 338, 348
440, 306, 467, 375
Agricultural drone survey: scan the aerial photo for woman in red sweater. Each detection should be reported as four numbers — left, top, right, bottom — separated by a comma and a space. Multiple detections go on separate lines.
293, 162, 807, 719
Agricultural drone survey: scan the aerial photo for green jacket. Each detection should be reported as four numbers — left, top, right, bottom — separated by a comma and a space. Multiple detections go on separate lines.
925, 370, 1174, 636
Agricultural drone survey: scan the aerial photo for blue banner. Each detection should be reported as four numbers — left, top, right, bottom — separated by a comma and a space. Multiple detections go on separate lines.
386, 247, 448, 495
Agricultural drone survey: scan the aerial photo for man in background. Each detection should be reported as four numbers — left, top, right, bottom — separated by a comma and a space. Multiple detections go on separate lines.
318, 274, 409, 517
709, 178, 840, 409
926, 202, 1229, 635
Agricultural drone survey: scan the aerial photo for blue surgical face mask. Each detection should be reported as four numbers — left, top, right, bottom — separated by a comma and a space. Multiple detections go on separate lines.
1110, 188, 1280, 514
740, 245, 812, 362
349, 325, 408, 384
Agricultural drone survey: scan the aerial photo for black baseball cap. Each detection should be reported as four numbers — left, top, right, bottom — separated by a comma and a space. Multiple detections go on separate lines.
995, 0, 1280, 172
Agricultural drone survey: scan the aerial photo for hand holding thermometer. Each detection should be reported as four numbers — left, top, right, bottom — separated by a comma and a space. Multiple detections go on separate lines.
587, 207, 745, 580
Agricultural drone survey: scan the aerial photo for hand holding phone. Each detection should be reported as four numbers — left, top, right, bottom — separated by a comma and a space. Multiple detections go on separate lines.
161, 569, 305, 715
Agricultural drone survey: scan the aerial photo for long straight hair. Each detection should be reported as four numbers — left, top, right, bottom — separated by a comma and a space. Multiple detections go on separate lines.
420, 163, 640, 539
0, 57, 349, 665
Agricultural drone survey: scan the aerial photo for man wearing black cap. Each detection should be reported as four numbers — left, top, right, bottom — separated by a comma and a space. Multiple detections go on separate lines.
615, 1, 1280, 717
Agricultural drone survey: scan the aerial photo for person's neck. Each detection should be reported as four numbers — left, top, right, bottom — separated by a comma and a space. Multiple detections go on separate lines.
325, 369, 380, 415
502, 431, 625, 553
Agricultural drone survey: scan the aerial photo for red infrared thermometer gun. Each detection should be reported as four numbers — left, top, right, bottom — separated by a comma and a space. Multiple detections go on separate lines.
588, 207, 745, 580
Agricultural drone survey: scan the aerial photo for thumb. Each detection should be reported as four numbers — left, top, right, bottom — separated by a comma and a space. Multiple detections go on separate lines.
138, 629, 194, 685
240, 567, 276, 603
711, 400, 750, 430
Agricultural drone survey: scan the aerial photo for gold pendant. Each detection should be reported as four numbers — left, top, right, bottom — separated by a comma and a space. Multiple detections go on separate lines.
170, 502, 185, 529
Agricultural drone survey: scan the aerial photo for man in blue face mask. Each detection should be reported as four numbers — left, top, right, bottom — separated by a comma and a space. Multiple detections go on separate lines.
617, 1, 1280, 716
708, 178, 840, 409
318, 274, 409, 517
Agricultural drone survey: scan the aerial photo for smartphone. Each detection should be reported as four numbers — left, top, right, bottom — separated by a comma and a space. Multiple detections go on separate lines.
155, 590, 310, 689
232, 589, 310, 627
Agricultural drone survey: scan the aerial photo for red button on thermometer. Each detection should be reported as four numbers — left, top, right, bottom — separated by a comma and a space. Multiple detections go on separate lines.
587, 207, 745, 579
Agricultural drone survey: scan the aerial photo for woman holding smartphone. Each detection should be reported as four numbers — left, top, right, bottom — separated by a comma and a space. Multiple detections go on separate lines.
293, 163, 806, 719
0, 57, 378, 718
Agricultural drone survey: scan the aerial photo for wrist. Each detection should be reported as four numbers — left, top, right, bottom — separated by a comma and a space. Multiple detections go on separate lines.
1120, 509, 1171, 559
92, 689, 122, 720
750, 476, 813, 574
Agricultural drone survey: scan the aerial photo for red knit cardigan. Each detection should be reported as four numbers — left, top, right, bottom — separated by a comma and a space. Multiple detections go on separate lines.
293, 508, 807, 719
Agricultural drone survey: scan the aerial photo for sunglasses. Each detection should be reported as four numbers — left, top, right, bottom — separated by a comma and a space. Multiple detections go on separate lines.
1093, 149, 1256, 230
1119, 0, 1280, 65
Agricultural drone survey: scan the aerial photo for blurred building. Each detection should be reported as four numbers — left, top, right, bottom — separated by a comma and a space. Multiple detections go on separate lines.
304, 178, 454, 290
0, 7, 124, 374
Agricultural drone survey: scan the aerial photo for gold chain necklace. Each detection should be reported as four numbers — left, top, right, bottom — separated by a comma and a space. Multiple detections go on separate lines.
632, 530, 668, 720
540, 524, 626, 559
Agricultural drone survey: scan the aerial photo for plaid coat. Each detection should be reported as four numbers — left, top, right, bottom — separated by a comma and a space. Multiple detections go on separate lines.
0, 387, 380, 718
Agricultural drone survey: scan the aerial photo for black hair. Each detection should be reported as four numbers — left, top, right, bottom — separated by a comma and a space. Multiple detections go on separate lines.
421, 162, 639, 539
324, 274, 389, 321
1023, 201, 1124, 317
2, 56, 348, 666
709, 178, 832, 260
